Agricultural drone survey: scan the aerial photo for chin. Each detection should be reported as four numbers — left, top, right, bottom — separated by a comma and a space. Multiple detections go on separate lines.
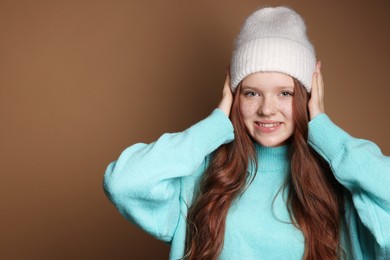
253, 136, 291, 147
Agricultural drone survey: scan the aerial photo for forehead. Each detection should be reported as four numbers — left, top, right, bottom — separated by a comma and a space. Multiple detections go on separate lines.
242, 72, 294, 88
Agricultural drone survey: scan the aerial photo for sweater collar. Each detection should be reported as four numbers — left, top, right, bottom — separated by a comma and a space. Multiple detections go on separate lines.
253, 143, 290, 172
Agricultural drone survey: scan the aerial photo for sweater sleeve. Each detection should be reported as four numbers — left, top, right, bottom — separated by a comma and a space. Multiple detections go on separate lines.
103, 109, 234, 242
308, 113, 390, 259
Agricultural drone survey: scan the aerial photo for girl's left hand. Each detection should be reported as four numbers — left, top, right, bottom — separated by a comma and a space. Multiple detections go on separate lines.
308, 61, 325, 120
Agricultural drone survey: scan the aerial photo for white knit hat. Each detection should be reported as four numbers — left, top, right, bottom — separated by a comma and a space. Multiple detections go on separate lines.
230, 6, 316, 92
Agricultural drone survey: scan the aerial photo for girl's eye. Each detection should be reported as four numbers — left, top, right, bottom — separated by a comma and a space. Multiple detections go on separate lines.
281, 91, 294, 97
244, 91, 258, 97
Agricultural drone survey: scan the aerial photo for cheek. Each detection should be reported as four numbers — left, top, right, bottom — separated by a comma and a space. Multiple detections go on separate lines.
279, 101, 294, 118
240, 99, 259, 117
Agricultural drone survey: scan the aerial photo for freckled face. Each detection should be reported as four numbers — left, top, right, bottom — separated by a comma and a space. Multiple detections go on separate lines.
240, 72, 295, 147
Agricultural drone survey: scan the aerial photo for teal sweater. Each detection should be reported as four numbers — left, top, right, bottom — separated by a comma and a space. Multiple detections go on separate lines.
104, 109, 390, 259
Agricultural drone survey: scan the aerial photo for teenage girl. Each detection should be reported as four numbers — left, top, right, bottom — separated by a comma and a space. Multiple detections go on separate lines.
104, 6, 390, 260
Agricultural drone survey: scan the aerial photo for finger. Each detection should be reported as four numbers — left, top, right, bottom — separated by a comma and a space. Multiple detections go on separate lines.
226, 63, 231, 78
316, 60, 321, 72
309, 72, 320, 120
313, 61, 322, 98
218, 72, 233, 117
317, 62, 325, 104
226, 70, 231, 82
316, 71, 323, 102
311, 71, 319, 100
223, 73, 231, 90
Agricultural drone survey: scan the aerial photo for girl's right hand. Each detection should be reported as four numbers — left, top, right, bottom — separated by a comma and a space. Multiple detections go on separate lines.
308, 61, 325, 120
218, 67, 233, 117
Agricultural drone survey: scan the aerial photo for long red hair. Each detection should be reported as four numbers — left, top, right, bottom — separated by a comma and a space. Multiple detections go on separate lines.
184, 79, 345, 260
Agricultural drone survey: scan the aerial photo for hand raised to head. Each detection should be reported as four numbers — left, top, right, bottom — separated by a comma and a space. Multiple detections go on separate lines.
218, 65, 234, 117
308, 61, 325, 120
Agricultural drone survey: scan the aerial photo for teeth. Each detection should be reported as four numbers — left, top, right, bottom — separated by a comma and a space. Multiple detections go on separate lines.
258, 123, 280, 127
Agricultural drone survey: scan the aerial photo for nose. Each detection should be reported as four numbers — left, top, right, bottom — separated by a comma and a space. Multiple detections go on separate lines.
258, 96, 277, 116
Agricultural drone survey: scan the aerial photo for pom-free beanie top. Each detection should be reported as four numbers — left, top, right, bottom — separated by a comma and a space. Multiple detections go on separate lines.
230, 6, 316, 92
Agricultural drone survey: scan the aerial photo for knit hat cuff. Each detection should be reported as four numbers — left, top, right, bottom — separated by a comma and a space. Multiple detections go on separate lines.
231, 37, 316, 92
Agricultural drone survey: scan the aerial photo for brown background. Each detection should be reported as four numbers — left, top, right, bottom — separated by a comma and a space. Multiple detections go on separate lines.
1, 0, 389, 259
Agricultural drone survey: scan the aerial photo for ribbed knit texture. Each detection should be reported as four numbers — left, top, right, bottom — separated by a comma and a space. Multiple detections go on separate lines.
104, 110, 390, 260
221, 144, 305, 259
230, 6, 316, 92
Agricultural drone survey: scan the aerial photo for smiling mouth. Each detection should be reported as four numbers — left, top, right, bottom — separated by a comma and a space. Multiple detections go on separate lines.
256, 122, 281, 128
